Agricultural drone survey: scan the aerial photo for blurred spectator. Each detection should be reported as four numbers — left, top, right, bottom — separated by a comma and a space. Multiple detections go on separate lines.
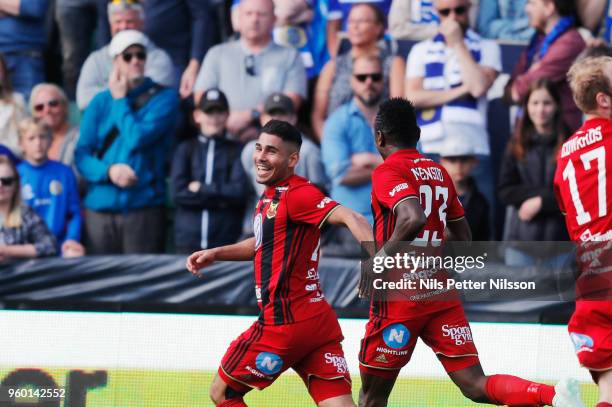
76, 0, 175, 110
29, 83, 78, 167
439, 140, 490, 241
576, 42, 612, 60
405, 0, 500, 211
0, 53, 27, 156
242, 92, 327, 208
321, 55, 383, 224
477, 0, 534, 41
0, 0, 50, 99
312, 3, 405, 140
0, 154, 56, 259
194, 0, 307, 142
388, 0, 440, 41
498, 79, 570, 266
0, 144, 20, 165
233, 0, 329, 79
143, 0, 215, 99
326, 0, 391, 57
171, 89, 247, 253
75, 31, 179, 254
504, 0, 584, 132
55, 0, 111, 100
17, 118, 84, 258
576, 0, 611, 44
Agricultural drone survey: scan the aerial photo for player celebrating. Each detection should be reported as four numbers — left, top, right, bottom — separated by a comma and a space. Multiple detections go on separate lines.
357, 98, 584, 407
186, 120, 372, 407
554, 55, 612, 407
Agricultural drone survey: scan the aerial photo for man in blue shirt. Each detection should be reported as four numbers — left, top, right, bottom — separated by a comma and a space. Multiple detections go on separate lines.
76, 30, 179, 254
17, 118, 84, 257
321, 54, 383, 224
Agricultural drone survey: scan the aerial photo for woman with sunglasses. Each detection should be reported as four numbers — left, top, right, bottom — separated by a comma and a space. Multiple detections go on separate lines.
0, 53, 27, 156
29, 83, 79, 167
0, 154, 57, 260
311, 3, 405, 141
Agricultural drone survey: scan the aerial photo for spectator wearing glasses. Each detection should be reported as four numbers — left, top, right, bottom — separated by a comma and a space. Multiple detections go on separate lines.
0, 53, 27, 156
17, 118, 84, 258
321, 55, 384, 225
75, 30, 179, 254
0, 154, 57, 260
76, 0, 175, 110
194, 0, 307, 143
29, 83, 79, 167
405, 0, 501, 217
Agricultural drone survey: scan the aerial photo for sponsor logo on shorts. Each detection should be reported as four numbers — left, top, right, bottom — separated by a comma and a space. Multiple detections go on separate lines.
441, 324, 473, 346
374, 354, 389, 364
309, 292, 325, 303
245, 365, 273, 380
570, 332, 594, 354
305, 283, 318, 292
324, 353, 348, 374
389, 183, 408, 197
306, 268, 319, 280
375, 346, 409, 356
383, 324, 410, 349
255, 352, 283, 375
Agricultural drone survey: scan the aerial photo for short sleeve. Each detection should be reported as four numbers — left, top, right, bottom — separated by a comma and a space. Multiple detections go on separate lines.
286, 184, 340, 228
446, 194, 465, 221
553, 170, 566, 215
480, 39, 502, 72
406, 42, 427, 79
372, 165, 418, 213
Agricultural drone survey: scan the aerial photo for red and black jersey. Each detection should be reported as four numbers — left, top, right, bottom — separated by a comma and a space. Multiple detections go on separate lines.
370, 149, 465, 318
253, 175, 340, 325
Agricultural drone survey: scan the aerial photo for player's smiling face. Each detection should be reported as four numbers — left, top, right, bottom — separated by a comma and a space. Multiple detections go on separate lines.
253, 132, 298, 186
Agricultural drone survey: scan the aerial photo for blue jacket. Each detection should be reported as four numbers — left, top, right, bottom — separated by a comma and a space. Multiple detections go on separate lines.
0, 0, 49, 52
76, 78, 179, 212
17, 160, 81, 246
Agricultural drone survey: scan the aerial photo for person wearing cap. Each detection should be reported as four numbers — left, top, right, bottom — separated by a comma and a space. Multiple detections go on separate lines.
170, 88, 248, 253
76, 0, 175, 110
193, 0, 306, 141
438, 139, 490, 241
75, 30, 179, 254
240, 92, 327, 234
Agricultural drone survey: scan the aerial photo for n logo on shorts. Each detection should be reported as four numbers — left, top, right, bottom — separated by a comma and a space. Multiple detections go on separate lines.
256, 352, 283, 375
383, 324, 410, 349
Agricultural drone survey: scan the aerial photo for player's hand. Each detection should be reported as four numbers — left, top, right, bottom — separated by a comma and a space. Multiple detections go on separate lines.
186, 249, 217, 277
108, 164, 138, 188
358, 256, 376, 299
518, 196, 542, 222
109, 65, 128, 99
61, 240, 85, 258
439, 19, 463, 48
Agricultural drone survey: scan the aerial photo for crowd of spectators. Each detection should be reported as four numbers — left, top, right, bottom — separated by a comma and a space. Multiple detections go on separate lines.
0, 0, 609, 261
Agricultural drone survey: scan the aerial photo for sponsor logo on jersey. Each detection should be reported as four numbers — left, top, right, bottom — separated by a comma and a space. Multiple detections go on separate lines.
255, 352, 283, 375
309, 292, 325, 303
324, 353, 348, 374
255, 286, 262, 301
383, 323, 410, 349
305, 283, 318, 291
389, 183, 409, 197
306, 268, 319, 280
374, 354, 389, 364
317, 197, 332, 209
22, 184, 34, 201
266, 202, 279, 219
254, 213, 263, 250
570, 332, 594, 353
441, 324, 473, 346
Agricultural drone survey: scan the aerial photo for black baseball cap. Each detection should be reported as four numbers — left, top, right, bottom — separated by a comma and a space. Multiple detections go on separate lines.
198, 88, 229, 113
264, 92, 295, 115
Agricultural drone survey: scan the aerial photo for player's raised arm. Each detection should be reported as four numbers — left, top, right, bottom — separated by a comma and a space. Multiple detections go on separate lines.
445, 217, 472, 242
326, 205, 373, 245
387, 198, 427, 243
186, 237, 256, 277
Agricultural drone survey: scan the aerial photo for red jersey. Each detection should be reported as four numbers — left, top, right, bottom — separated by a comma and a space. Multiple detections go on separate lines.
253, 175, 340, 325
370, 149, 465, 318
553, 118, 612, 242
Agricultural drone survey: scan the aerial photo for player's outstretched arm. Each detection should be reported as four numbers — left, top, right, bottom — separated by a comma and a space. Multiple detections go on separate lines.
388, 198, 426, 244
186, 237, 256, 277
445, 217, 472, 242
326, 206, 373, 245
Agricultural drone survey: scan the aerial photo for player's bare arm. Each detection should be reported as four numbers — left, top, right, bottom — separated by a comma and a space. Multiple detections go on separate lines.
386, 198, 426, 246
326, 205, 373, 244
186, 237, 256, 276
445, 217, 472, 242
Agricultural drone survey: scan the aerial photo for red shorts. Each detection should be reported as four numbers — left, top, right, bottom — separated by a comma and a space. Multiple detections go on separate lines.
359, 303, 479, 378
218, 310, 351, 403
568, 300, 612, 378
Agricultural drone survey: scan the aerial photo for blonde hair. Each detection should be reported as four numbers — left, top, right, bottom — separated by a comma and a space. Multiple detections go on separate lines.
0, 155, 22, 228
29, 83, 69, 121
17, 118, 52, 141
567, 56, 612, 113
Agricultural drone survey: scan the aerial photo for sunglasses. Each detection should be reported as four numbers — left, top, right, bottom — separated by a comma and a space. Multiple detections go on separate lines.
33, 99, 61, 112
437, 6, 468, 16
0, 177, 15, 187
245, 55, 256, 76
354, 73, 383, 83
122, 51, 146, 63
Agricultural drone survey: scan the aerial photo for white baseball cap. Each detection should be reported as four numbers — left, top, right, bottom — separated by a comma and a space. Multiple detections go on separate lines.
108, 30, 149, 58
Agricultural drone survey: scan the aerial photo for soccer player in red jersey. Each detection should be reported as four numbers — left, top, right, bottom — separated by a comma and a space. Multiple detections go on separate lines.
186, 120, 373, 407
357, 98, 584, 407
553, 55, 612, 407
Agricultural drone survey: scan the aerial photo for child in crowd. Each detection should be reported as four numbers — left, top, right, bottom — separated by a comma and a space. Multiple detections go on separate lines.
170, 89, 248, 253
17, 118, 84, 258
439, 140, 491, 241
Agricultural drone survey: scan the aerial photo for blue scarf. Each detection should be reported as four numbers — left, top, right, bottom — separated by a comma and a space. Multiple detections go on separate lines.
526, 16, 575, 68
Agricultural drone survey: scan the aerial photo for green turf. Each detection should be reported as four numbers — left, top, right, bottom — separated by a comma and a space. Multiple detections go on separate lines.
0, 368, 599, 406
